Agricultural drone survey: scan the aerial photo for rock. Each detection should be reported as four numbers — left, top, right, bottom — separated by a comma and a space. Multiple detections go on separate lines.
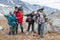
44, 11, 60, 33
44, 22, 53, 33
0, 26, 3, 31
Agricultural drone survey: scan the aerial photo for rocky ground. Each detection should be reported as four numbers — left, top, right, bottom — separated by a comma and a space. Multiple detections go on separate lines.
0, 19, 60, 40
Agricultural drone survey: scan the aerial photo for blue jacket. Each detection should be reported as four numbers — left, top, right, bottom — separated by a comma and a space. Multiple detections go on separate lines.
4, 12, 17, 27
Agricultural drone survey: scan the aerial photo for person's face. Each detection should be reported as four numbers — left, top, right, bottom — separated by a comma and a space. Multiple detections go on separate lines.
34, 12, 37, 15
15, 8, 18, 11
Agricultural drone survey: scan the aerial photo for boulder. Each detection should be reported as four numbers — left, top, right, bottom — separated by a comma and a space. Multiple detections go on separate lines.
44, 11, 60, 33
0, 26, 3, 31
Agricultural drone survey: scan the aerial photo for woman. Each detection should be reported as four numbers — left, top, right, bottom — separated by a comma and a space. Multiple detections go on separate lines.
15, 8, 24, 33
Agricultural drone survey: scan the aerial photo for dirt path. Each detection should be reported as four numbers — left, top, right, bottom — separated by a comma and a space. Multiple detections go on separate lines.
0, 20, 60, 40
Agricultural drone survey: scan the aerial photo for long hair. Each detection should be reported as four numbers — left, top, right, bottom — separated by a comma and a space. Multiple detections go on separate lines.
16, 8, 22, 13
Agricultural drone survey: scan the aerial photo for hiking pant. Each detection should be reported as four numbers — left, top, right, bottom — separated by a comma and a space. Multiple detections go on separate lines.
27, 23, 34, 32
38, 23, 44, 36
9, 31, 15, 35
16, 24, 18, 33
9, 26, 16, 35
20, 23, 24, 33
16, 23, 23, 33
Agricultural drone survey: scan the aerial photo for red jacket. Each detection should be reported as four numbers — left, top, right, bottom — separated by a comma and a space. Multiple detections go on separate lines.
13, 11, 17, 15
13, 11, 23, 24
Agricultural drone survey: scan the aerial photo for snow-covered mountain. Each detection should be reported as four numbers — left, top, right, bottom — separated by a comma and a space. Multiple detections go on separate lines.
0, 0, 59, 14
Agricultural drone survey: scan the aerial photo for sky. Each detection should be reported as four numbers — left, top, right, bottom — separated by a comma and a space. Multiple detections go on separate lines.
21, 0, 60, 10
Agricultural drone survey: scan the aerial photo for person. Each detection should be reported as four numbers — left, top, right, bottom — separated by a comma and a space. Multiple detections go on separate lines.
13, 7, 24, 33
37, 8, 45, 38
25, 11, 37, 35
18, 6, 23, 13
13, 6, 18, 34
13, 6, 18, 15
2, 11, 17, 35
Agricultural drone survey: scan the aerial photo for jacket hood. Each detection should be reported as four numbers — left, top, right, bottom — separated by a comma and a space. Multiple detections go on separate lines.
9, 11, 13, 16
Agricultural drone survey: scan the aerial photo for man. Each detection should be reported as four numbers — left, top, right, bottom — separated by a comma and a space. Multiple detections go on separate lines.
26, 13, 35, 35
37, 8, 45, 38
13, 6, 18, 34
13, 6, 18, 15
26, 11, 38, 35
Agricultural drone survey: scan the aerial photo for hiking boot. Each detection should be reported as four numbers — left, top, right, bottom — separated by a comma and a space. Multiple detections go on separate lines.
8, 32, 11, 35
12, 31, 15, 35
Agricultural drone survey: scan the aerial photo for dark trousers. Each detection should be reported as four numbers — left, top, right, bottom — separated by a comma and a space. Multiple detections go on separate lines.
9, 27, 15, 35
27, 23, 34, 32
38, 24, 41, 35
16, 23, 23, 33
38, 23, 44, 37
16, 24, 18, 33
9, 31, 15, 35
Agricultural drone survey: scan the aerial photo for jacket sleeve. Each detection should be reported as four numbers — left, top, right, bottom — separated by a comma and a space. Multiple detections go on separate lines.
4, 14, 9, 18
13, 11, 16, 15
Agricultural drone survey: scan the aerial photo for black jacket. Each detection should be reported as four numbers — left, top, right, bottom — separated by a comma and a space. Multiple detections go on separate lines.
26, 13, 34, 24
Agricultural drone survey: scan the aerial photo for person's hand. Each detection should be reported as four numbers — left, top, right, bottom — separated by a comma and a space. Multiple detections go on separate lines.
29, 19, 31, 21
38, 22, 41, 24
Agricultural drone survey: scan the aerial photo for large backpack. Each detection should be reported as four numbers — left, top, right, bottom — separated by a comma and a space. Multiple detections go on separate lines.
43, 14, 48, 22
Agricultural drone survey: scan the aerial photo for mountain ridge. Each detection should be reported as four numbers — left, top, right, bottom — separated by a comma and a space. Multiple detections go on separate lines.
0, 0, 59, 14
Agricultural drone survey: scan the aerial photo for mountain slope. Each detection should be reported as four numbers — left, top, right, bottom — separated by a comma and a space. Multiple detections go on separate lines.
0, 0, 59, 14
